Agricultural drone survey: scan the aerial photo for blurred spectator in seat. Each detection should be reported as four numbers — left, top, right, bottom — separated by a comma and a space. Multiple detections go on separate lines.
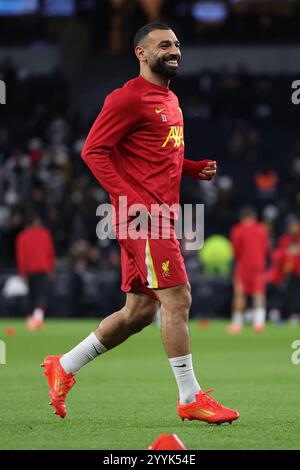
27, 137, 44, 166
5, 147, 30, 178
255, 166, 279, 202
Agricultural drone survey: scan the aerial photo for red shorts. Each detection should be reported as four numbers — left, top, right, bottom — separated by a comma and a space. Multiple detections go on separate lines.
234, 266, 266, 295
117, 221, 188, 300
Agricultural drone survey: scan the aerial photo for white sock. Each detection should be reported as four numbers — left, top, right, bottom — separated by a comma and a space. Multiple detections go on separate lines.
253, 307, 266, 326
232, 311, 243, 326
169, 354, 201, 405
33, 308, 44, 320
60, 332, 107, 374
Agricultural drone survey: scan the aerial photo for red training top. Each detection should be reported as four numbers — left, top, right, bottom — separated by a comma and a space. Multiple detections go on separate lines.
268, 240, 300, 284
81, 75, 186, 221
230, 221, 269, 270
16, 226, 56, 276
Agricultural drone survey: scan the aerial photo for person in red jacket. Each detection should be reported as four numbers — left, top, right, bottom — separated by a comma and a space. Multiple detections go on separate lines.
267, 216, 300, 319
41, 23, 239, 425
16, 214, 55, 330
228, 206, 270, 333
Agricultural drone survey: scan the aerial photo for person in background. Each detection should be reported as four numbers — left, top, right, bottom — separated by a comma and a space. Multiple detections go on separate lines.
228, 206, 270, 333
16, 213, 55, 330
267, 215, 300, 323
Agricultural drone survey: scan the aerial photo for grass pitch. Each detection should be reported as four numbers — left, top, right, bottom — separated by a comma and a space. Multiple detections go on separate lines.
0, 318, 299, 450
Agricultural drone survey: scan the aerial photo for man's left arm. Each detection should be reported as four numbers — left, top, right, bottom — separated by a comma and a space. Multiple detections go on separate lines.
182, 159, 217, 181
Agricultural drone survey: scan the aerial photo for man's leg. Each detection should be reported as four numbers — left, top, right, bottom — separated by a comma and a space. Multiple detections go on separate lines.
251, 271, 267, 331
153, 282, 240, 424
153, 282, 200, 404
60, 291, 159, 373
252, 292, 266, 331
155, 283, 192, 358
42, 291, 158, 418
227, 283, 246, 333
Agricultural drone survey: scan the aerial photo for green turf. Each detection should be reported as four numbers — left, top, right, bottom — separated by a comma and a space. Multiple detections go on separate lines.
0, 318, 299, 450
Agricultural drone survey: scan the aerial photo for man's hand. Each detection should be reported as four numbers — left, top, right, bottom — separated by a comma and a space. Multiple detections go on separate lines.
198, 160, 217, 180
182, 158, 217, 181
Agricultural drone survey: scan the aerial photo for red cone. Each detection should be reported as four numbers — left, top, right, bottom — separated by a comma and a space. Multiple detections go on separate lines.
149, 433, 187, 450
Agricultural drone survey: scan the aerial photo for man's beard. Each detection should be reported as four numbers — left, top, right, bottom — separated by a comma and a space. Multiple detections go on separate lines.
150, 55, 180, 79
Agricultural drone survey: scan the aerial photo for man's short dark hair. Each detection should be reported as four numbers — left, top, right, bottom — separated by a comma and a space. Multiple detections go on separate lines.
134, 23, 171, 49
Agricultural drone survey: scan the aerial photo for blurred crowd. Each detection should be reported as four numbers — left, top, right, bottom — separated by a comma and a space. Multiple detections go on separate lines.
0, 59, 120, 274
0, 58, 300, 318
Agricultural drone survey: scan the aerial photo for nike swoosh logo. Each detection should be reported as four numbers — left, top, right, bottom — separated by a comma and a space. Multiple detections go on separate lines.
92, 344, 100, 356
174, 364, 186, 368
155, 108, 165, 114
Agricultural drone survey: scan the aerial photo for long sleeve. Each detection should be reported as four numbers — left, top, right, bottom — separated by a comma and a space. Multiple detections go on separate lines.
182, 159, 211, 179
81, 89, 146, 209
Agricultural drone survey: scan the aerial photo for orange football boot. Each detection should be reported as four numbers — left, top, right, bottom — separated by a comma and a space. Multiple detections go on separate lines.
226, 323, 243, 334
41, 355, 76, 418
253, 323, 265, 333
178, 390, 240, 425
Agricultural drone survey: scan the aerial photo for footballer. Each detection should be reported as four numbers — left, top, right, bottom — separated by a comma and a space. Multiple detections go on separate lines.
42, 23, 239, 425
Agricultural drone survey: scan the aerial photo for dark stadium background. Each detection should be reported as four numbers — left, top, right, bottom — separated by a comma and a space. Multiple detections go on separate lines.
0, 0, 299, 320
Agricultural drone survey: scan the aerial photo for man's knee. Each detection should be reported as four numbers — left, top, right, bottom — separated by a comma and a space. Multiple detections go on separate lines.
160, 283, 192, 319
123, 296, 158, 329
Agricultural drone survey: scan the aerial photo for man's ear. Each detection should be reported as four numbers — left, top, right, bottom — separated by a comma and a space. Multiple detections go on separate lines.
135, 46, 147, 62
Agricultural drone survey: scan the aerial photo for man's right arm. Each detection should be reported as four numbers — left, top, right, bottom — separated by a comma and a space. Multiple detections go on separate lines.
81, 88, 145, 210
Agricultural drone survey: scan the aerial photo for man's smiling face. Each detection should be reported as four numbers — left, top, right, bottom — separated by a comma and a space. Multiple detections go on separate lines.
139, 29, 181, 79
